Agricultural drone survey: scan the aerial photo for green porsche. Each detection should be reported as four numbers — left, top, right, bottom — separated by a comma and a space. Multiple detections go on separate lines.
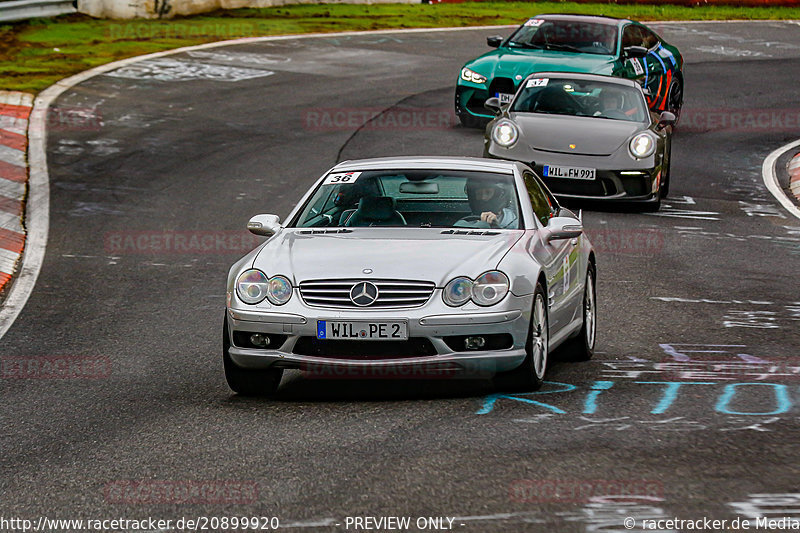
455, 14, 684, 127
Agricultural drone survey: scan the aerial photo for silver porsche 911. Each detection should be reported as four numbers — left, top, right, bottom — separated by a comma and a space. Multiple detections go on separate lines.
224, 157, 596, 396
484, 72, 676, 210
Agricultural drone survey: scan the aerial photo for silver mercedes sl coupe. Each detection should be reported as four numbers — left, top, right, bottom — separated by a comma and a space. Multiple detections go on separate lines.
224, 157, 596, 396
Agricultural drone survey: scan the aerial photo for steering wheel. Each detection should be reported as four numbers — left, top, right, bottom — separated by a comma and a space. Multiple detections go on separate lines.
457, 215, 497, 228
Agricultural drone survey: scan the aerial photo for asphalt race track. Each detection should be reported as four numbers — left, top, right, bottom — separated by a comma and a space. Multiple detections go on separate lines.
2, 21, 800, 532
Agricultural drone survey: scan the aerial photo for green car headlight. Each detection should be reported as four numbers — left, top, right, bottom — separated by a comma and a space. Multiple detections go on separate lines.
492, 120, 519, 148
629, 133, 656, 159
471, 271, 510, 307
443, 277, 473, 307
236, 269, 269, 305
461, 67, 487, 84
266, 275, 293, 305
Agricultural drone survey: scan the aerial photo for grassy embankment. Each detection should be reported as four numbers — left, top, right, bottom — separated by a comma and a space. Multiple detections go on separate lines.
1, 2, 800, 92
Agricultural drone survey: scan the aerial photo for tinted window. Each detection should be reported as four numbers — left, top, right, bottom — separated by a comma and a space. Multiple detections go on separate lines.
523, 172, 556, 227
512, 77, 649, 123
507, 18, 618, 56
292, 170, 523, 230
639, 27, 659, 49
622, 24, 644, 48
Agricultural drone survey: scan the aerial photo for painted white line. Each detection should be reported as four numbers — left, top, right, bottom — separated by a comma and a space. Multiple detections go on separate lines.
0, 93, 45, 340
0, 144, 24, 167
0, 91, 33, 108
0, 117, 28, 136
0, 176, 25, 199
761, 140, 800, 222
0, 210, 23, 233
0, 246, 21, 273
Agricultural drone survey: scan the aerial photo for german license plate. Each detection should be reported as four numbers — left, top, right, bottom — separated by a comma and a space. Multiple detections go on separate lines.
317, 320, 408, 341
544, 165, 596, 180
496, 92, 514, 104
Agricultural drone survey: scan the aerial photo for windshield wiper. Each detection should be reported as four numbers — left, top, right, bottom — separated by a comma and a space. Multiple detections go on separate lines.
542, 43, 583, 53
507, 41, 547, 50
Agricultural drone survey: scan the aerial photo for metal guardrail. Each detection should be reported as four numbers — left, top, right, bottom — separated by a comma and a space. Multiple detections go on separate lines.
0, 0, 76, 22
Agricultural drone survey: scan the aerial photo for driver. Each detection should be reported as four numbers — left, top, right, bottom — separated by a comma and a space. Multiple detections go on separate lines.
596, 88, 624, 116
461, 179, 518, 228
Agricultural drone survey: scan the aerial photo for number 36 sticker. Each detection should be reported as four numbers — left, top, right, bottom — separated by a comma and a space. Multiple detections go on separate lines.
323, 171, 362, 185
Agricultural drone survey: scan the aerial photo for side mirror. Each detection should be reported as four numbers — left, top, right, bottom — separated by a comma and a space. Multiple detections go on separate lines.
487, 35, 503, 48
623, 45, 648, 59
657, 111, 676, 130
484, 97, 503, 116
247, 214, 282, 237
545, 216, 583, 242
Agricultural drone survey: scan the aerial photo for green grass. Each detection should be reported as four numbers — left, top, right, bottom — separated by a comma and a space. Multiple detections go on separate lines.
2, 2, 800, 93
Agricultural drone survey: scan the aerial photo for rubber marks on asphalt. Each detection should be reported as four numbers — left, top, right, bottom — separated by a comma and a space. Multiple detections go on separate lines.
789, 153, 800, 203
0, 91, 32, 293
105, 57, 275, 82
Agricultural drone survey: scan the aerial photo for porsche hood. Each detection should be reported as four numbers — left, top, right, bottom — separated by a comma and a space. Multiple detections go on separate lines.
510, 113, 645, 156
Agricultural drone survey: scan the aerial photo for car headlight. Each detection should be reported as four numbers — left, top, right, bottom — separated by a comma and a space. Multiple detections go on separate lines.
266, 275, 293, 305
629, 133, 656, 159
443, 277, 473, 307
472, 271, 510, 306
236, 269, 270, 305
461, 67, 487, 84
492, 120, 519, 148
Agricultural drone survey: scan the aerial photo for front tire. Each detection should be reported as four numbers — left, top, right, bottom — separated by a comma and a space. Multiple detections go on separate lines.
223, 318, 283, 396
666, 78, 683, 125
495, 283, 548, 392
661, 140, 672, 199
562, 266, 596, 361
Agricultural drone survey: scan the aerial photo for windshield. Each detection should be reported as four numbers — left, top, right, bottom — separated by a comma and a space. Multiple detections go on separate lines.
507, 18, 618, 56
291, 170, 522, 230
512, 77, 649, 122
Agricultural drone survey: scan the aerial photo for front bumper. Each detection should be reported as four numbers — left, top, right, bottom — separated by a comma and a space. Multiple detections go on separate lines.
226, 292, 533, 376
456, 84, 494, 120
486, 144, 662, 202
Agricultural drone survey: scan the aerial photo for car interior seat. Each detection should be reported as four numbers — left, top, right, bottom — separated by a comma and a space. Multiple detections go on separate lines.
345, 196, 407, 227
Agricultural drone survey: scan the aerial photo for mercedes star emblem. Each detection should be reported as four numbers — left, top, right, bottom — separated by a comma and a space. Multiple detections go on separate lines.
350, 281, 379, 306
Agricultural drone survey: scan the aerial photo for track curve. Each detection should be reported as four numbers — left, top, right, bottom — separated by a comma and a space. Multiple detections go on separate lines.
2, 22, 800, 530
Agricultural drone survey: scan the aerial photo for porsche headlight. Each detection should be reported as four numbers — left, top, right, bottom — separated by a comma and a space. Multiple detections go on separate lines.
492, 120, 519, 148
266, 275, 293, 305
443, 277, 473, 307
461, 67, 487, 84
236, 269, 269, 305
629, 133, 656, 159
471, 271, 510, 307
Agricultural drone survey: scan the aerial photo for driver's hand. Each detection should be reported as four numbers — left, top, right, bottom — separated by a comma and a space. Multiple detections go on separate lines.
481, 211, 499, 225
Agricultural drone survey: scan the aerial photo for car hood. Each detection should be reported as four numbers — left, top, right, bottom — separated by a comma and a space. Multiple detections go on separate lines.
466, 48, 615, 85
509, 113, 644, 156
252, 228, 525, 285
